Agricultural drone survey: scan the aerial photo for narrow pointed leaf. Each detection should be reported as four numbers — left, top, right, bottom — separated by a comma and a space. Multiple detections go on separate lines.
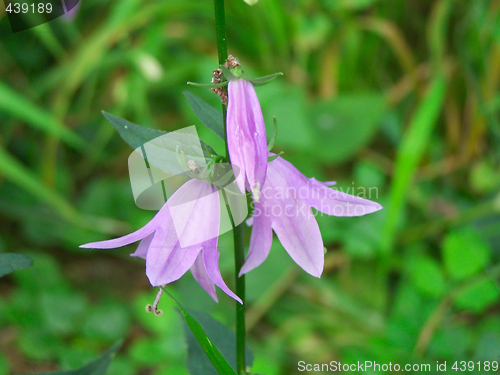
183, 91, 225, 140
184, 310, 254, 375
102, 111, 166, 149
34, 340, 122, 375
162, 289, 238, 375
0, 253, 33, 278
381, 74, 447, 254
248, 72, 284, 86
0, 82, 86, 150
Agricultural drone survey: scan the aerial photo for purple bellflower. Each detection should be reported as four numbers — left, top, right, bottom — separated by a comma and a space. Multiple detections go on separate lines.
81, 179, 241, 304
240, 155, 383, 277
227, 79, 268, 201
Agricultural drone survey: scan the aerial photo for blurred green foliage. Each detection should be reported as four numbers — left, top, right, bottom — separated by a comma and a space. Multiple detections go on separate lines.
0, 0, 499, 374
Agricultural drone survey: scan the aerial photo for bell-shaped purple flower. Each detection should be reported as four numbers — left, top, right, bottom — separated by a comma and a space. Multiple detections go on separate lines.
81, 179, 241, 304
240, 155, 383, 277
227, 79, 268, 201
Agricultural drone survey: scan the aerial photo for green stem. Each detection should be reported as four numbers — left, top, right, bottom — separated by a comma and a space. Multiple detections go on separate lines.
214, 1, 246, 374
233, 223, 246, 374
214, 0, 228, 68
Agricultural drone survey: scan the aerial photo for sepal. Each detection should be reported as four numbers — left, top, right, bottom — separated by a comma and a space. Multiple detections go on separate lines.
247, 72, 284, 86
268, 151, 284, 162
187, 81, 228, 88
267, 116, 278, 152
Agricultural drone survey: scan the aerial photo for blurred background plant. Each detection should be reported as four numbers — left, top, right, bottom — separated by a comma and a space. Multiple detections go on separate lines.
0, 0, 499, 374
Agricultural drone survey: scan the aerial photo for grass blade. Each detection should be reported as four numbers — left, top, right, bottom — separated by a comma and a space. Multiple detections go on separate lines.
0, 145, 79, 223
0, 82, 85, 150
381, 74, 447, 254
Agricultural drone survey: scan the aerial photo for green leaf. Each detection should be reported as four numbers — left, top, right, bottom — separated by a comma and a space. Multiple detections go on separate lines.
442, 228, 490, 280
102, 111, 218, 174
34, 341, 122, 375
184, 310, 254, 375
407, 254, 446, 298
454, 277, 499, 313
183, 91, 225, 140
162, 290, 238, 375
310, 93, 387, 163
0, 253, 33, 278
0, 82, 86, 151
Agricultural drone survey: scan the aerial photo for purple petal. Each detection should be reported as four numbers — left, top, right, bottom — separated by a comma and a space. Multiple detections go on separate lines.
239, 202, 273, 276
202, 243, 242, 304
270, 156, 383, 217
254, 160, 325, 277
269, 198, 324, 278
79, 203, 170, 249
190, 252, 218, 302
168, 179, 221, 247
227, 79, 267, 195
145, 225, 203, 286
130, 232, 155, 260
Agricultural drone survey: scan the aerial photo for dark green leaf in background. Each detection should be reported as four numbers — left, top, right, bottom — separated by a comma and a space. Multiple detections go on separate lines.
102, 111, 218, 174
183, 91, 224, 140
259, 85, 315, 150
32, 340, 122, 375
0, 253, 33, 278
310, 93, 387, 163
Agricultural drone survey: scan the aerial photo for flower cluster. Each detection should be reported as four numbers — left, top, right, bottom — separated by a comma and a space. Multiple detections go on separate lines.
81, 61, 382, 303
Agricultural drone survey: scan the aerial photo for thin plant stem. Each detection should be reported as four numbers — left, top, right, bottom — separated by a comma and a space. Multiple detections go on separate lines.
233, 222, 246, 374
214, 0, 247, 373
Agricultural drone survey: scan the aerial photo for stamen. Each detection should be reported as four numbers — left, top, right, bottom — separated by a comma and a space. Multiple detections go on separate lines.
251, 183, 261, 203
